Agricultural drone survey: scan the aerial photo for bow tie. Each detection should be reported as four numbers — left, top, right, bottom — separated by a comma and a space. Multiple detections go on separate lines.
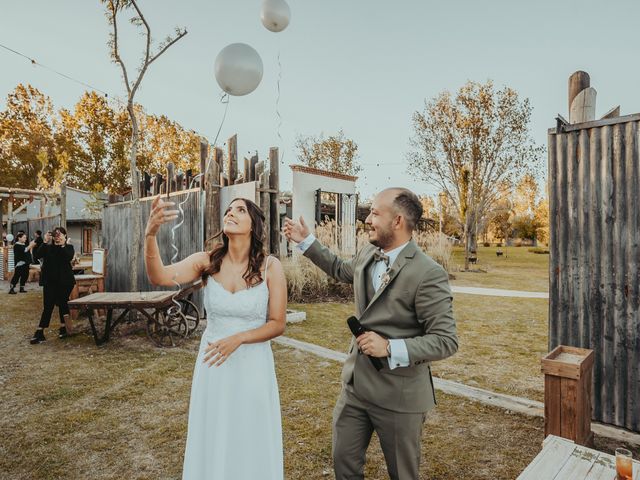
373, 249, 390, 266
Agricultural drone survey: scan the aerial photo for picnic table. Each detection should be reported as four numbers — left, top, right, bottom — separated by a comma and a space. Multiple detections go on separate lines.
68, 282, 202, 347
517, 434, 639, 479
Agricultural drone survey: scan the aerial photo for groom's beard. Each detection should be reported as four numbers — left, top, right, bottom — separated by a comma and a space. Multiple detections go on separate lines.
369, 225, 394, 250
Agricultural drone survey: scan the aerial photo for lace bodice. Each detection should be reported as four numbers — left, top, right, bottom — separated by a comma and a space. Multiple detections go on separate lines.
202, 274, 270, 340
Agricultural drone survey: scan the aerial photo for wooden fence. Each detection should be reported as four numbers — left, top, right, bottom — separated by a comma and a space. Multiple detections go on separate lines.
548, 71, 640, 432
103, 188, 204, 307
102, 134, 281, 309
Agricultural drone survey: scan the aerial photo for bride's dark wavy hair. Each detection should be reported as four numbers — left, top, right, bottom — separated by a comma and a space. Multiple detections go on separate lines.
201, 197, 266, 287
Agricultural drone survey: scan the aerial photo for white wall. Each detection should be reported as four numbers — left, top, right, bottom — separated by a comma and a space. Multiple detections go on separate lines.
291, 171, 356, 227
291, 170, 357, 254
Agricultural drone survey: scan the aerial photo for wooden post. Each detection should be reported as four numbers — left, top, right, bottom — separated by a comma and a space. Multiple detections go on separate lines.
258, 169, 271, 252
200, 138, 209, 177
269, 147, 280, 256
153, 174, 162, 195
60, 182, 67, 230
568, 71, 590, 117
138, 169, 145, 198
143, 172, 151, 197
176, 170, 184, 191
227, 134, 238, 184
7, 195, 13, 233
541, 345, 594, 446
204, 148, 222, 249
250, 154, 258, 182
166, 162, 175, 197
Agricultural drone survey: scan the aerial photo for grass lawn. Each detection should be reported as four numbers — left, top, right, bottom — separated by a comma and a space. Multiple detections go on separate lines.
1, 284, 634, 479
0, 284, 552, 480
289, 293, 548, 402
449, 245, 549, 292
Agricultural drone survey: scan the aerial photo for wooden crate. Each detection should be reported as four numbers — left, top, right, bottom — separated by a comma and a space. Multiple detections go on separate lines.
541, 345, 594, 446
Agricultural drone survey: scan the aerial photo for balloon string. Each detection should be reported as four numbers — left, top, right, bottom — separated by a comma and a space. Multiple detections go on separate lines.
165, 92, 230, 319
276, 43, 285, 166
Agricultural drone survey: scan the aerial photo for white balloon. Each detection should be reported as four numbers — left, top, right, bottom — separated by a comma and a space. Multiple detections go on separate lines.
214, 43, 264, 96
261, 0, 291, 33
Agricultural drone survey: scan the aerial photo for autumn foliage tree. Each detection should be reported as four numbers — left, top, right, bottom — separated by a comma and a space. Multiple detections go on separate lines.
407, 80, 543, 269
295, 129, 361, 176
0, 84, 57, 189
0, 84, 199, 195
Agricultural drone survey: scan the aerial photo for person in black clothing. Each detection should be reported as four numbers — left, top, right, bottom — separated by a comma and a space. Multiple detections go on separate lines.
30, 227, 76, 344
9, 233, 36, 294
32, 230, 44, 257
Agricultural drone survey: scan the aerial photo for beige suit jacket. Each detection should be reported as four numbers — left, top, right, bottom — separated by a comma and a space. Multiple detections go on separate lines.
304, 239, 458, 413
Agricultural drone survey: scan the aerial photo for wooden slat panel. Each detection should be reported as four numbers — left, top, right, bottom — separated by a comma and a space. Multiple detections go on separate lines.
561, 378, 577, 440
545, 375, 562, 437
549, 117, 640, 432
583, 454, 616, 479
553, 449, 599, 479
516, 436, 575, 479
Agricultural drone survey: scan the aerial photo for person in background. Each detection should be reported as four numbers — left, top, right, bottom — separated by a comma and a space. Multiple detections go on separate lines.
9, 232, 36, 294
32, 230, 44, 257
30, 227, 76, 344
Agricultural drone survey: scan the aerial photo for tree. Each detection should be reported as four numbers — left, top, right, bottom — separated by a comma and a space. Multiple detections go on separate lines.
534, 197, 549, 245
407, 80, 543, 270
295, 129, 361, 176
57, 92, 120, 191
0, 84, 57, 189
136, 113, 200, 175
103, 0, 187, 292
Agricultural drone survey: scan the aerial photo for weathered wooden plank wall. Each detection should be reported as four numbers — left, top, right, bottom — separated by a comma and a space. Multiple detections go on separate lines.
548, 115, 640, 432
102, 189, 204, 309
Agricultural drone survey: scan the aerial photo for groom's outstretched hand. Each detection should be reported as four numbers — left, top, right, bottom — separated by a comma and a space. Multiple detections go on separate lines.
283, 216, 310, 243
356, 331, 390, 358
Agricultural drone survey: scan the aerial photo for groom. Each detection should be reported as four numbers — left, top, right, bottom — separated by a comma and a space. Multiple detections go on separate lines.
284, 187, 458, 480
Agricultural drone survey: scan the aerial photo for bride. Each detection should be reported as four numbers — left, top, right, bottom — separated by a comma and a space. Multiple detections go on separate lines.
144, 195, 287, 480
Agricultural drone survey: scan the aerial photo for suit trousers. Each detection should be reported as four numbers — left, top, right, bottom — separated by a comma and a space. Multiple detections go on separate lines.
332, 382, 426, 480
38, 283, 74, 329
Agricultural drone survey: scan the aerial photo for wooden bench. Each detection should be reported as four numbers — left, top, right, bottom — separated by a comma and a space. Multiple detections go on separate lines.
517, 434, 639, 479
68, 281, 202, 347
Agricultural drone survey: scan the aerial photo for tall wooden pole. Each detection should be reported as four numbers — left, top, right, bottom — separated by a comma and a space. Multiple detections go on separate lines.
204, 148, 222, 249
60, 182, 67, 230
568, 71, 590, 114
227, 134, 238, 184
269, 147, 280, 256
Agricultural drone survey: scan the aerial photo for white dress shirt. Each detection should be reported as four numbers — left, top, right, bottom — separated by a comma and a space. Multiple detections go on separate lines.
296, 234, 411, 369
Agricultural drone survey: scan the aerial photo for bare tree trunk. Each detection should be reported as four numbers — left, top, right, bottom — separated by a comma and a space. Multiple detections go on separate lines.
463, 219, 470, 271
128, 103, 140, 292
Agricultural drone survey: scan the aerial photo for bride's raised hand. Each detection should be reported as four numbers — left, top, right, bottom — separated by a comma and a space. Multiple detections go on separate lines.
145, 195, 179, 237
203, 334, 245, 367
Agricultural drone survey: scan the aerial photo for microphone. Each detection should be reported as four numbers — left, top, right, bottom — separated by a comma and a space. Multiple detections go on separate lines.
347, 316, 383, 371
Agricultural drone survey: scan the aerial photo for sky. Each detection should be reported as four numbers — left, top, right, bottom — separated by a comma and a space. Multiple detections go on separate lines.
2, 0, 640, 199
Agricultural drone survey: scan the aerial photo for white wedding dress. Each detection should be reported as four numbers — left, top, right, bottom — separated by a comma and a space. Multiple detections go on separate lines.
182, 259, 283, 479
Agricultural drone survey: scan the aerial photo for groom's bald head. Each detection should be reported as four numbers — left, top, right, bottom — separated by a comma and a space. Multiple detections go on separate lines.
380, 188, 423, 232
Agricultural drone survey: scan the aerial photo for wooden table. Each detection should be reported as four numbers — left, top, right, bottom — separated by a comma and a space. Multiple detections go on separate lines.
68, 283, 202, 347
518, 435, 639, 479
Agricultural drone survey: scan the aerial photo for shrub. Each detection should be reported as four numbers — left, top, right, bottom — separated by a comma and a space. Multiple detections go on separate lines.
483, 242, 491, 247
414, 231, 453, 273
282, 220, 354, 303
528, 247, 549, 254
